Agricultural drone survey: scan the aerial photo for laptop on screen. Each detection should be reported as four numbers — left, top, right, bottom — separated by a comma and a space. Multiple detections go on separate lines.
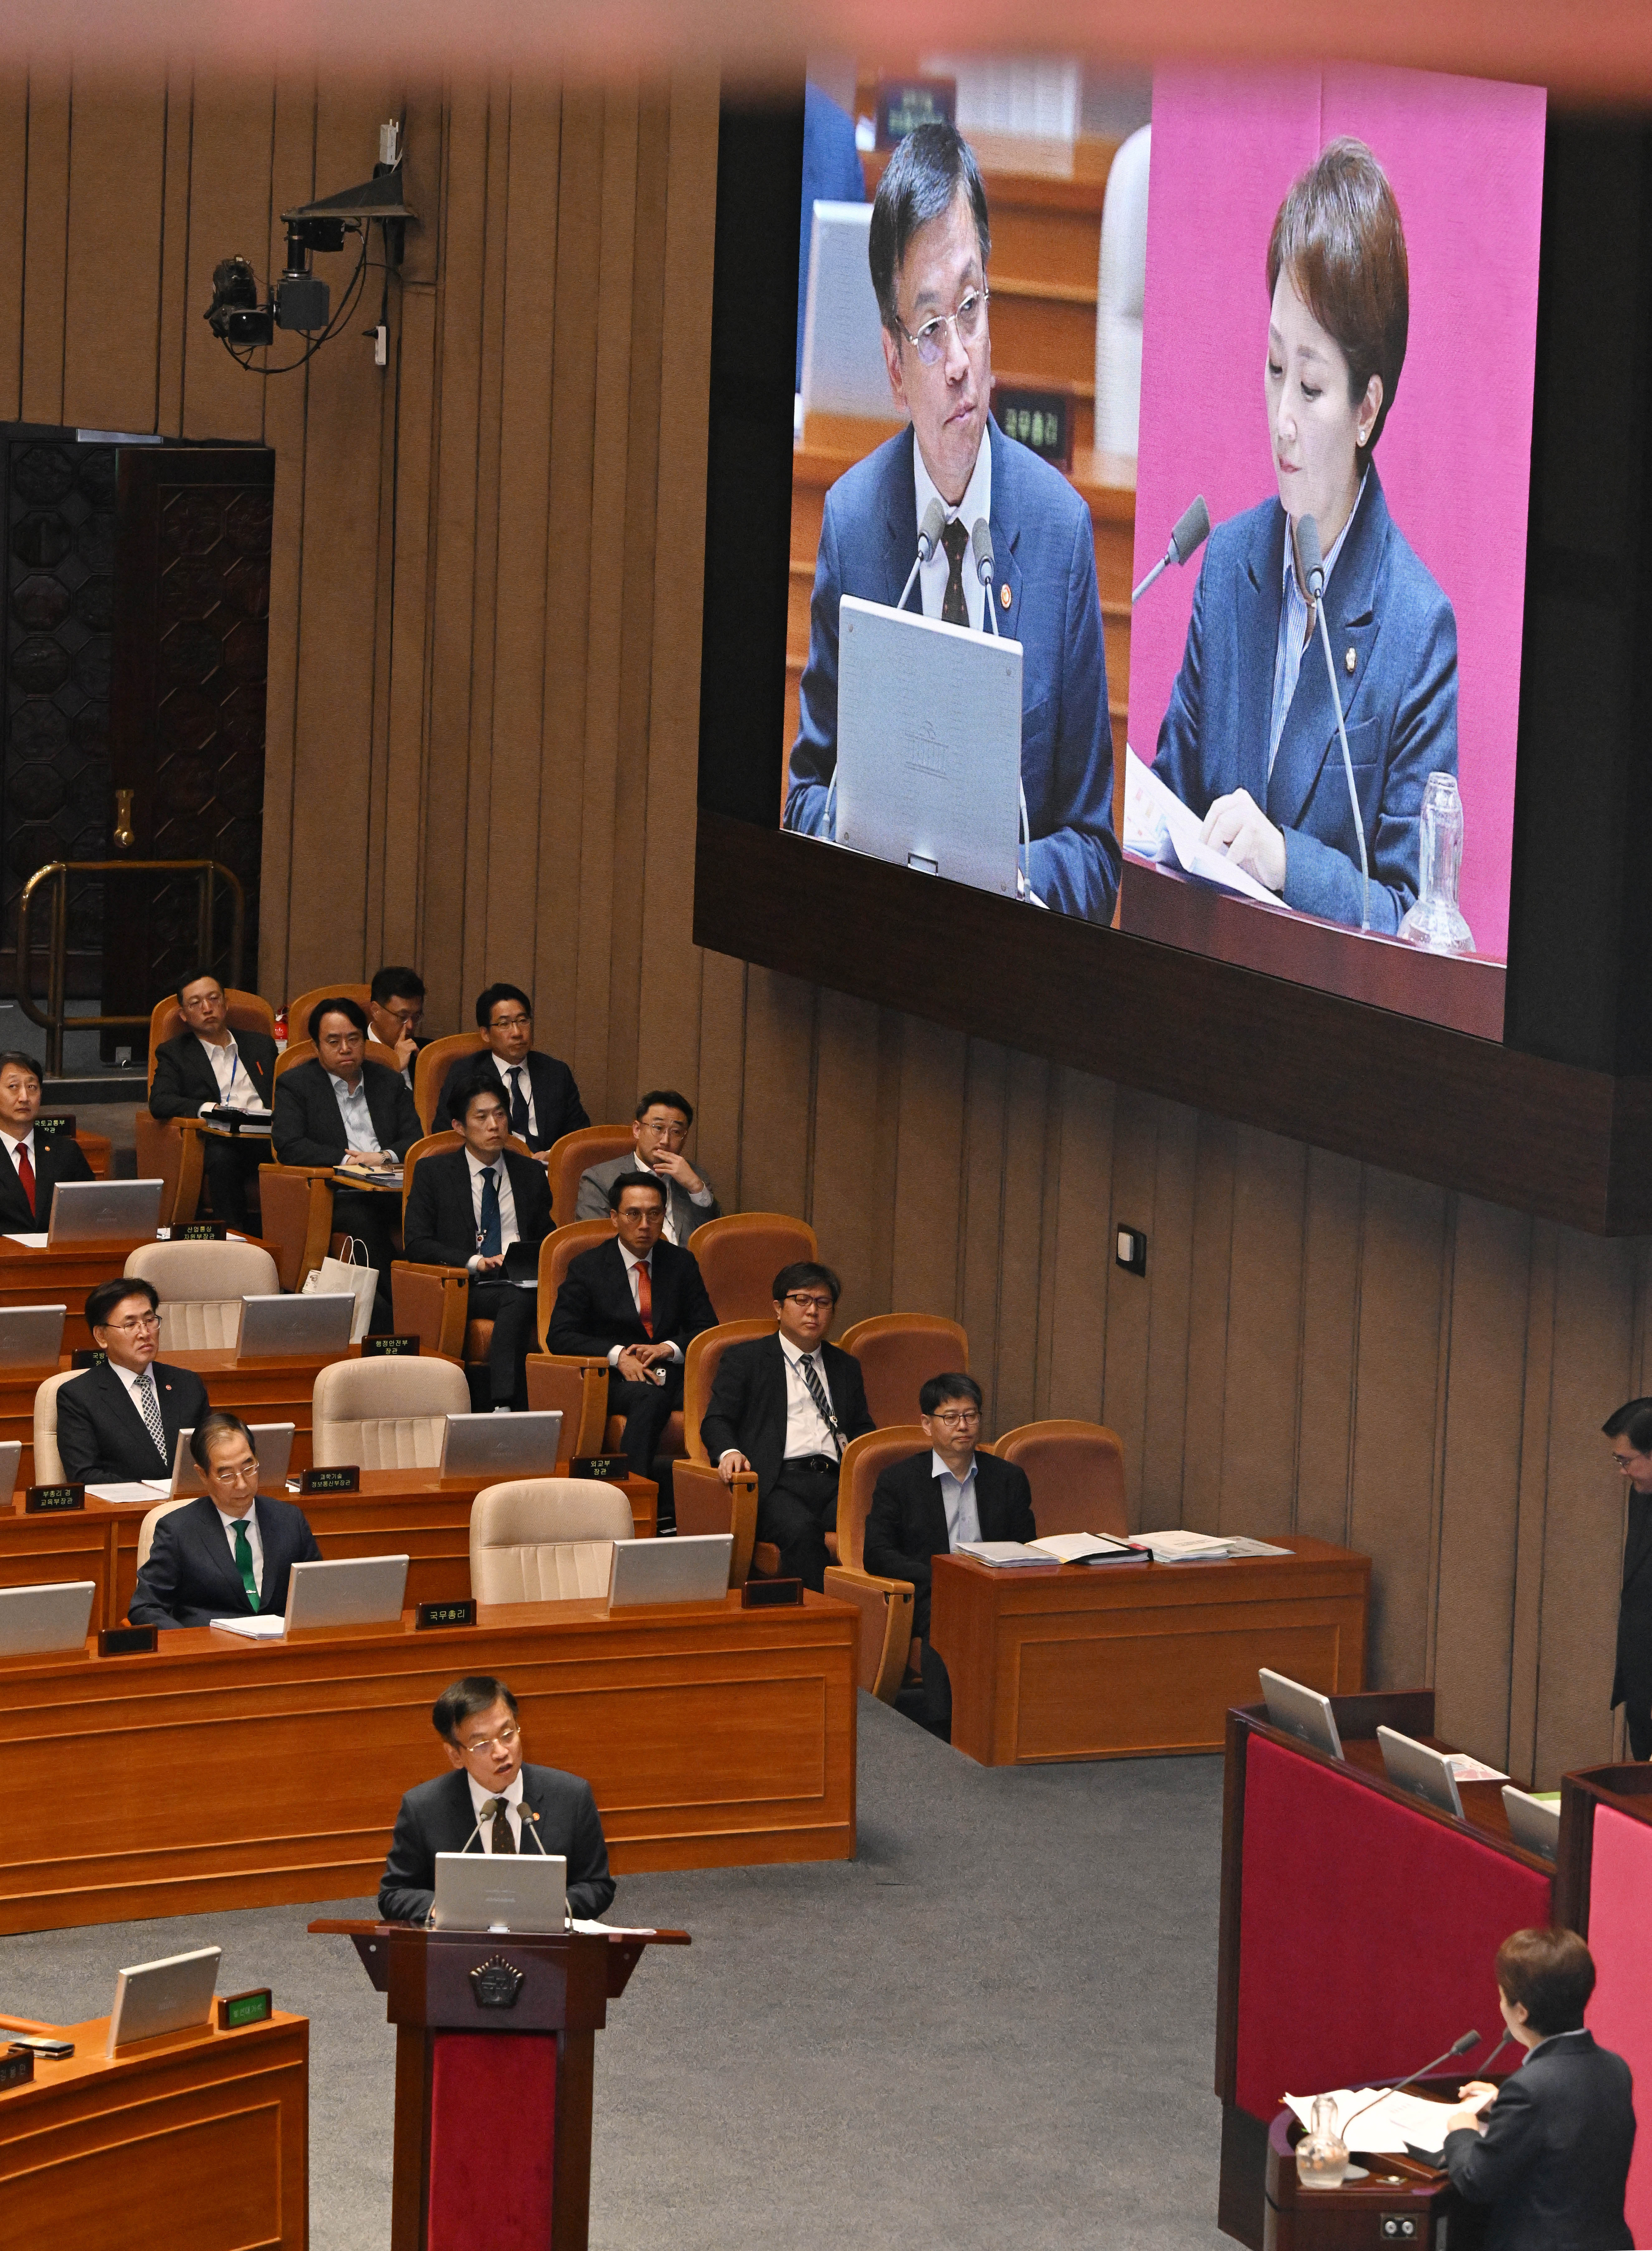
46, 1178, 163, 1244
438, 1411, 563, 1480
0, 1580, 96, 1656
1376, 1725, 1465, 1820
608, 1532, 733, 1608
1259, 1668, 1345, 1760
432, 1850, 567, 1935
106, 1947, 221, 2055
169, 1423, 296, 1497
801, 201, 894, 423
0, 1304, 65, 1368
1502, 1785, 1561, 1860
236, 1293, 356, 1358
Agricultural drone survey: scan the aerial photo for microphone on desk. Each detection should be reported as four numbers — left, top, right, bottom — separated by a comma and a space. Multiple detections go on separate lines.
1294, 512, 1371, 931
519, 1806, 552, 1858
896, 497, 948, 611
1130, 494, 1210, 603
1336, 2026, 1485, 2140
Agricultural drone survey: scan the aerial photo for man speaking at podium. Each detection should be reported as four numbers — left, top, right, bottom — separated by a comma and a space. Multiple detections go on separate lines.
784, 122, 1120, 925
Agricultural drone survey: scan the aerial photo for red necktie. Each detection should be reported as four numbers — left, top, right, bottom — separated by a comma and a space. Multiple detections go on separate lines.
16, 1145, 35, 1217
635, 1257, 653, 1339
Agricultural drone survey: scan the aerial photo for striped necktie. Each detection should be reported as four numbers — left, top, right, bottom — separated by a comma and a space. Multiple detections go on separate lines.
134, 1369, 167, 1460
798, 1353, 842, 1457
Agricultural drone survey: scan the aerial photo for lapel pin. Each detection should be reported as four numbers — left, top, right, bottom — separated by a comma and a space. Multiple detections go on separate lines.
1344, 646, 1356, 675
1000, 582, 1011, 611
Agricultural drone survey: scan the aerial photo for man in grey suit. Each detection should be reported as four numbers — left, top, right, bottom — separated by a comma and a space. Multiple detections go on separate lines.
575, 1089, 720, 1246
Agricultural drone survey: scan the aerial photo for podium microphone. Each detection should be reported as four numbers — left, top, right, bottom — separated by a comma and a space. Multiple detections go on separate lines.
1295, 512, 1371, 931
1131, 494, 1210, 603
970, 519, 998, 636
1336, 2026, 1485, 2141
897, 498, 947, 611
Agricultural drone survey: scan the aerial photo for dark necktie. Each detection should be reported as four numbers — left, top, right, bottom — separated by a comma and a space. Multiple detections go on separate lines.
484, 1796, 515, 1854
940, 517, 970, 626
16, 1142, 35, 1217
634, 1257, 653, 1339
506, 1067, 531, 1137
477, 1164, 502, 1257
231, 1518, 258, 1606
135, 1369, 168, 1460
798, 1353, 842, 1458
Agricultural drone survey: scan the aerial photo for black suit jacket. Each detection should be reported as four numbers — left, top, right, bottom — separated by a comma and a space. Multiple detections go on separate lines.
378, 1761, 614, 1923
56, 1358, 211, 1483
864, 1447, 1036, 1599
1613, 1491, 1652, 1709
1444, 2030, 1635, 2251
0, 1127, 93, 1235
547, 1236, 718, 1360
128, 1490, 324, 1629
699, 1334, 874, 1500
437, 1048, 588, 1152
147, 1029, 279, 1121
403, 1145, 553, 1280
271, 1056, 422, 1167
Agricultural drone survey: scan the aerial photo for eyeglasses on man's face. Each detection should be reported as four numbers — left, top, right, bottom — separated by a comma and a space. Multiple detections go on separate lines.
783, 1293, 834, 1314
898, 286, 990, 367
103, 1311, 162, 1333
928, 1407, 981, 1430
459, 1723, 520, 1756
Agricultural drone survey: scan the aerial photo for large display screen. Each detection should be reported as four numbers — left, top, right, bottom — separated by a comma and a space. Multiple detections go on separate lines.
778, 60, 1545, 1038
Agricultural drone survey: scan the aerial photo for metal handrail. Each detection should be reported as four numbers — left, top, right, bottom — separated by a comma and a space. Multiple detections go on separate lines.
16, 858, 246, 1075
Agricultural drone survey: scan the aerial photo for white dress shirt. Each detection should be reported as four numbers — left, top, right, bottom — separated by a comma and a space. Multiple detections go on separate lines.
491, 1055, 536, 1138
465, 1147, 521, 1274
914, 431, 993, 632
630, 1153, 714, 1246
933, 1449, 982, 1549
196, 1034, 263, 1112
327, 1071, 381, 1155
215, 1502, 264, 1594
111, 1357, 169, 1455
1269, 473, 1366, 777
779, 1334, 838, 1459
0, 1127, 38, 1181
610, 1243, 681, 1367
465, 1765, 524, 1852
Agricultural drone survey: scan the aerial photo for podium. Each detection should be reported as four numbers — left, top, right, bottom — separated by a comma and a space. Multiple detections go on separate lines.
1262, 2103, 1487, 2250
312, 1918, 689, 2250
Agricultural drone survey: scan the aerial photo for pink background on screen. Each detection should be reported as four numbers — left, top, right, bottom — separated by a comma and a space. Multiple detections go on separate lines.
1584, 1806, 1652, 2247
1127, 65, 1547, 964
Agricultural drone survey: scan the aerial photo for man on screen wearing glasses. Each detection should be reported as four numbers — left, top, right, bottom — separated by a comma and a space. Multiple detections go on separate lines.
784, 120, 1120, 925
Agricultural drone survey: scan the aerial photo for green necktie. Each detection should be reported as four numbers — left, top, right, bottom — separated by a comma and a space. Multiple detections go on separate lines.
231, 1518, 258, 1607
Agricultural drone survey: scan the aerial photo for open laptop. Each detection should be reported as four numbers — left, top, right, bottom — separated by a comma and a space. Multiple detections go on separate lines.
0, 1580, 96, 1656
1376, 1725, 1465, 1819
608, 1532, 733, 1608
46, 1177, 163, 1244
106, 1946, 221, 2056
432, 1849, 567, 1935
800, 201, 892, 423
0, 1304, 65, 1368
170, 1423, 296, 1497
1502, 1784, 1561, 1860
237, 1293, 356, 1358
835, 596, 1024, 896
1259, 1668, 1345, 1760
284, 1554, 407, 1631
439, 1410, 563, 1479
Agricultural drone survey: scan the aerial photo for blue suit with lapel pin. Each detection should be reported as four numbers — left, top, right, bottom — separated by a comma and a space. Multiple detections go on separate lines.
1151, 463, 1457, 932
784, 417, 1120, 924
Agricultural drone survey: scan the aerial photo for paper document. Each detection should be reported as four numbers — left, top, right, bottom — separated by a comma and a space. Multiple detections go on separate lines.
1443, 1753, 1509, 1783
1028, 1533, 1144, 1563
957, 1541, 1061, 1568
4, 1233, 48, 1249
1222, 1536, 1292, 1559
88, 1481, 172, 1505
571, 1919, 658, 1937
1285, 2088, 1458, 2155
1123, 746, 1281, 907
208, 1615, 286, 1640
1130, 1528, 1234, 1562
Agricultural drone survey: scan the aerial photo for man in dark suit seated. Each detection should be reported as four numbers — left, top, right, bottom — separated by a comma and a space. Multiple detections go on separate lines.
1442, 1925, 1635, 2251
271, 997, 423, 1330
147, 968, 279, 1230
128, 1410, 323, 1628
699, 1261, 874, 1590
403, 1066, 554, 1412
546, 1171, 718, 1486
438, 984, 587, 1156
0, 1048, 92, 1235
56, 1276, 210, 1486
864, 1371, 1035, 1739
379, 1674, 613, 1925
1602, 1397, 1652, 1760
367, 965, 428, 1093
574, 1088, 721, 1245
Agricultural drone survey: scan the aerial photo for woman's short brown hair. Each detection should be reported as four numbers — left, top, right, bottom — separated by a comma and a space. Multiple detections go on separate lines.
1495, 1926, 1596, 2037
1267, 137, 1408, 455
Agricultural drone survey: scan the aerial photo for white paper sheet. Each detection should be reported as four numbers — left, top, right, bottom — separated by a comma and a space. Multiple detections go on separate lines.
1285, 2087, 1461, 2154
4, 1232, 48, 1248
957, 1541, 1061, 1567
87, 1481, 172, 1505
1123, 746, 1283, 907
1444, 1753, 1509, 1783
208, 1615, 286, 1640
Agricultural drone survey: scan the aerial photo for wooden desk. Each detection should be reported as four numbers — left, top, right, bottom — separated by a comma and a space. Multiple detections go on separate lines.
0, 1590, 857, 1932
929, 1535, 1369, 1765
0, 1467, 659, 1631
0, 2006, 307, 2246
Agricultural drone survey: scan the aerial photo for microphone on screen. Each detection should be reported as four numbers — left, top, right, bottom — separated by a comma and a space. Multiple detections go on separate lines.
896, 497, 948, 611
969, 518, 1002, 637
1130, 494, 1210, 603
1295, 510, 1372, 931
1294, 510, 1327, 599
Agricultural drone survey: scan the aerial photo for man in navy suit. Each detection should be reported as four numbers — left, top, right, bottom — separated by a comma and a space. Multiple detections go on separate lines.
147, 970, 279, 1230
864, 1371, 1035, 1738
437, 984, 587, 1156
403, 1066, 554, 1411
784, 122, 1119, 925
1442, 1926, 1634, 2251
1602, 1398, 1652, 1760
56, 1276, 211, 1485
0, 1048, 92, 1235
546, 1172, 718, 1485
379, 1674, 613, 1925
129, 1411, 323, 1629
699, 1259, 876, 1590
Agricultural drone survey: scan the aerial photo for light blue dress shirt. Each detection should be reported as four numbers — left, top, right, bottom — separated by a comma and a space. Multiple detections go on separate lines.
327, 1070, 381, 1155
933, 1449, 982, 1549
1268, 476, 1365, 776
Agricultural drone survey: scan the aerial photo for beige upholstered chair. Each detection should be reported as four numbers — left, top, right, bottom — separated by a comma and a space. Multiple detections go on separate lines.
136, 1495, 194, 1570
469, 1479, 634, 1604
124, 1239, 281, 1352
987, 1419, 1128, 1539
823, 1426, 924, 1702
32, 1370, 81, 1485
840, 1313, 969, 1429
311, 1355, 471, 1470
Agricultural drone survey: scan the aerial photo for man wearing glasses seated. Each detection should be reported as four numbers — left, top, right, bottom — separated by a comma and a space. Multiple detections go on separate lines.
783, 119, 1120, 925
379, 1674, 614, 1926
864, 1373, 1035, 1740
55, 1277, 212, 1487
699, 1261, 876, 1590
438, 984, 587, 1158
128, 1410, 322, 1629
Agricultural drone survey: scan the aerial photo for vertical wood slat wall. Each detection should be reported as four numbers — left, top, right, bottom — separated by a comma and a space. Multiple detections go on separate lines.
3, 68, 1645, 1783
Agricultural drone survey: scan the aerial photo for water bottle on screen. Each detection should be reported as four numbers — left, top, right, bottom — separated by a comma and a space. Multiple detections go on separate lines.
1398, 770, 1475, 953
1295, 2094, 1351, 2190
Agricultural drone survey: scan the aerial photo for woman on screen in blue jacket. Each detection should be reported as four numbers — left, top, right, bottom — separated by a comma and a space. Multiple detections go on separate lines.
1152, 137, 1457, 932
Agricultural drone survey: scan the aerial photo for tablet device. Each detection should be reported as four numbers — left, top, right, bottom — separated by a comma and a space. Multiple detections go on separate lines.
236, 1293, 356, 1358
0, 1440, 23, 1499
433, 1849, 567, 1934
0, 1579, 95, 1656
106, 1947, 221, 2055
169, 1423, 297, 1496
46, 1178, 163, 1244
607, 1532, 733, 1608
438, 1410, 564, 1479
0, 1304, 65, 1368
283, 1553, 408, 1631
1501, 1784, 1561, 1860
1259, 1668, 1344, 1760
1377, 1725, 1465, 1819
800, 200, 891, 422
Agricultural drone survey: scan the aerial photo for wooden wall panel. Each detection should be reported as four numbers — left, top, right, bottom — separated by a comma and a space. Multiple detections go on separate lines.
61, 69, 169, 434
0, 77, 28, 420
20, 74, 71, 427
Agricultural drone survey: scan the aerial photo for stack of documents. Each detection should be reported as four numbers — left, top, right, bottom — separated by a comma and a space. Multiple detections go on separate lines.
88, 1480, 174, 1505
209, 1615, 286, 1640
1284, 2087, 1461, 2156
957, 1541, 1061, 1568
1123, 748, 1281, 906
1443, 1752, 1509, 1783
1130, 1529, 1237, 1562
1027, 1533, 1147, 1564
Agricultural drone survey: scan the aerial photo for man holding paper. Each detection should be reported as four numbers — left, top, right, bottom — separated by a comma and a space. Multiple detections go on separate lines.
863, 1372, 1035, 1739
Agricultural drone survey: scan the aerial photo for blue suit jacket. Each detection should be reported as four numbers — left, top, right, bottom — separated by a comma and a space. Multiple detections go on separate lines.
1151, 464, 1457, 932
784, 419, 1120, 924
